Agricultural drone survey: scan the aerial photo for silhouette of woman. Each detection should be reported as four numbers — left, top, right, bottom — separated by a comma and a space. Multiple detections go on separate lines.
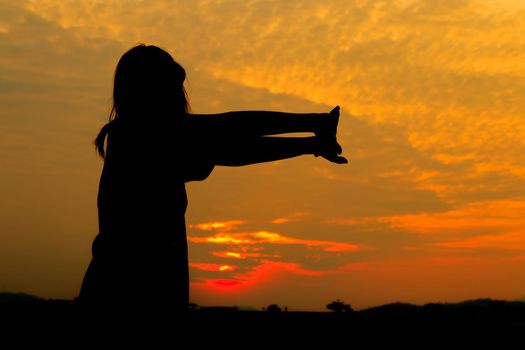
77, 44, 347, 311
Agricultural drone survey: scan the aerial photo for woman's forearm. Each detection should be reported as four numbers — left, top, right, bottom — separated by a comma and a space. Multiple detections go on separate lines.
186, 111, 327, 136
213, 136, 317, 167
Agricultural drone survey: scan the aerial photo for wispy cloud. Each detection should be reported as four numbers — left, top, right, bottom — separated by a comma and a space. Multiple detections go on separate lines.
432, 231, 525, 250
271, 211, 309, 224
188, 220, 246, 232
211, 251, 243, 259
323, 199, 525, 254
377, 200, 525, 235
189, 230, 362, 253
190, 262, 236, 272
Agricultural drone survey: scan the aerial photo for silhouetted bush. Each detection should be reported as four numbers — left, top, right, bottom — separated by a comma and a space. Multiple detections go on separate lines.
266, 304, 282, 313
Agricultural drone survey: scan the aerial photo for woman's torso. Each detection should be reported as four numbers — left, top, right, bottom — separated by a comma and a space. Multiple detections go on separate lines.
97, 119, 190, 248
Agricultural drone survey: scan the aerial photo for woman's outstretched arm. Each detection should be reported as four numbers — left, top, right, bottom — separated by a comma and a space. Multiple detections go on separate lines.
212, 135, 347, 167
186, 107, 339, 137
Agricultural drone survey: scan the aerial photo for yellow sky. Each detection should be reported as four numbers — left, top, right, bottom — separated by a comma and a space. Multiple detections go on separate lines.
1, 0, 525, 310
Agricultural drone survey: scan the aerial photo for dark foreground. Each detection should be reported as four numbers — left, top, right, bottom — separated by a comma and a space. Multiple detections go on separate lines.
1, 296, 524, 345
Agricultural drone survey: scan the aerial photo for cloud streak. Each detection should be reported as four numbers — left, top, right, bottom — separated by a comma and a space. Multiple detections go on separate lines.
189, 230, 362, 253
188, 220, 246, 232
377, 199, 525, 235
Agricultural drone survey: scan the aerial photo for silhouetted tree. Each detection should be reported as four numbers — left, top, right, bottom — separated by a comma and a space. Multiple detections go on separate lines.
266, 304, 282, 313
326, 299, 352, 313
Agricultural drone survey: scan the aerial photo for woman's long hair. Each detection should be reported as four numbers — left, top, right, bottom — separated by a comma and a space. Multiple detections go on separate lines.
95, 44, 190, 159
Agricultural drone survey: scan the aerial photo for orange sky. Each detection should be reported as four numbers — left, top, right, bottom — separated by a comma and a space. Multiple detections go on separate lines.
1, 0, 525, 310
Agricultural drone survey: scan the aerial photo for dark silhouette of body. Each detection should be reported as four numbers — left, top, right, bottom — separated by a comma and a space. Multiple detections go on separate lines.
77, 44, 347, 311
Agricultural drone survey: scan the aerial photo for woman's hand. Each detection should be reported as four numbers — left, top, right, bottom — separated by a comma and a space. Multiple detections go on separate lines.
317, 106, 340, 137
314, 106, 348, 164
314, 134, 348, 164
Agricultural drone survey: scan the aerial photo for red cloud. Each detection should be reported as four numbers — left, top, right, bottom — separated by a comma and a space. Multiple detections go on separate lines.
192, 260, 326, 292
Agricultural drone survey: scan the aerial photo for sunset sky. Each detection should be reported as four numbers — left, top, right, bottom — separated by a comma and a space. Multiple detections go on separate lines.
1, 0, 525, 310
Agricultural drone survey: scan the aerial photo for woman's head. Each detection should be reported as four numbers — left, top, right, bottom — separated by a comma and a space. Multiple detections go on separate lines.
96, 44, 189, 158
113, 44, 189, 119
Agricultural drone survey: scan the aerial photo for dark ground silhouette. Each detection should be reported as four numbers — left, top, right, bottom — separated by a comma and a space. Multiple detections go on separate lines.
2, 293, 524, 345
